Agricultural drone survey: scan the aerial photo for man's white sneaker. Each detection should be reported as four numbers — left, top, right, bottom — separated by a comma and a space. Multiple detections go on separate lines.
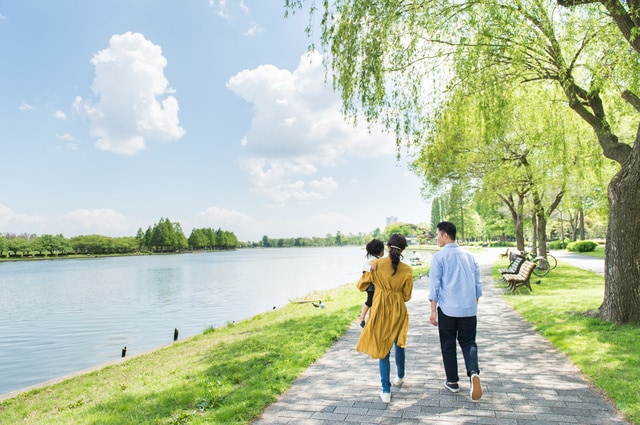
393, 376, 404, 386
470, 373, 482, 401
380, 391, 391, 403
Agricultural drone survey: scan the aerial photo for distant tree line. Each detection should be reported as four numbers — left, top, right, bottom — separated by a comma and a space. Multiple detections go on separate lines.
252, 232, 373, 248
249, 223, 432, 248
0, 217, 239, 257
2, 218, 448, 258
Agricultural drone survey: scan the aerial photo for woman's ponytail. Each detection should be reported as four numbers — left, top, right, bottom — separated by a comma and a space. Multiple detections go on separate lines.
386, 233, 408, 275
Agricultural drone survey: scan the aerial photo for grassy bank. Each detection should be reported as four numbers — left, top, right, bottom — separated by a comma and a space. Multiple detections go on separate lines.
0, 284, 364, 425
494, 258, 639, 424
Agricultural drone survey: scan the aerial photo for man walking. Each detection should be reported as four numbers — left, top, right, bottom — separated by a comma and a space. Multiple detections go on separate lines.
428, 221, 483, 401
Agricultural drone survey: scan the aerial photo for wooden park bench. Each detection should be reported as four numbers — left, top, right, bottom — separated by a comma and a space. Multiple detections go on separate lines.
499, 255, 526, 276
502, 260, 536, 292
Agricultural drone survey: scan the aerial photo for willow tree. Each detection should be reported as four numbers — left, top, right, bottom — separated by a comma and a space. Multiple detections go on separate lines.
411, 82, 531, 246
410, 71, 588, 255
285, 0, 640, 323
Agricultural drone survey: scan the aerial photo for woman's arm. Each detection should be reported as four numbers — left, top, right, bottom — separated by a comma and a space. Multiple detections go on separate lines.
356, 271, 373, 292
402, 271, 413, 301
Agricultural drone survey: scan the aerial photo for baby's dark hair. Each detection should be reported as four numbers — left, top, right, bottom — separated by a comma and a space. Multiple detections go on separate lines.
387, 233, 408, 275
365, 239, 384, 257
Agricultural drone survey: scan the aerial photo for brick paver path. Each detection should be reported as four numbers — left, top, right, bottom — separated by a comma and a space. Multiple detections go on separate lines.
252, 249, 629, 424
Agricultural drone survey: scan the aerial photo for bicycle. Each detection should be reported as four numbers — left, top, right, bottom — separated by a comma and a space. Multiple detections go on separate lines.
521, 250, 557, 277
546, 252, 558, 270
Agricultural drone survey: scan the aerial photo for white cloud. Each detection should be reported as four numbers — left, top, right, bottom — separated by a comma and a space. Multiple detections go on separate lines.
59, 209, 131, 236
244, 22, 262, 36
208, 0, 230, 19
189, 206, 256, 234
0, 205, 131, 237
18, 102, 32, 111
209, 0, 252, 18
0, 204, 36, 231
73, 32, 185, 155
239, 0, 249, 14
241, 157, 340, 204
54, 110, 67, 120
227, 50, 395, 205
56, 133, 78, 150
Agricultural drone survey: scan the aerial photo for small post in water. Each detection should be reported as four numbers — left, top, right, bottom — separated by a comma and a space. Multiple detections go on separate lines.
174, 328, 179, 341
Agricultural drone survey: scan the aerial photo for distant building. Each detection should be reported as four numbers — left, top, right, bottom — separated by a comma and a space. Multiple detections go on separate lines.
386, 216, 398, 227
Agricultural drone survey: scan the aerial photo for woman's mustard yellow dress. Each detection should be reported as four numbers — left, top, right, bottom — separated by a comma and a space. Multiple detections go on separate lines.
356, 257, 413, 358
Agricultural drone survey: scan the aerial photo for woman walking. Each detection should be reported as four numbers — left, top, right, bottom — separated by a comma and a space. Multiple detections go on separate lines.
355, 233, 413, 403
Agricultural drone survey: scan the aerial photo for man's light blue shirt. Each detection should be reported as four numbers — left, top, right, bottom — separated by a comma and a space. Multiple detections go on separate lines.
428, 243, 482, 317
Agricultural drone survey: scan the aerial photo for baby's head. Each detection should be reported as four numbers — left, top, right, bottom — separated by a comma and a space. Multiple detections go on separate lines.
366, 239, 385, 257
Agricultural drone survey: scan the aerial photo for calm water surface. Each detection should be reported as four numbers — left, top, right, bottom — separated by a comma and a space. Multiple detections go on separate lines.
0, 247, 365, 396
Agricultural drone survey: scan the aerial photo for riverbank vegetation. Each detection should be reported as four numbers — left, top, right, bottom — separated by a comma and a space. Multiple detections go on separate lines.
495, 259, 640, 424
0, 217, 239, 258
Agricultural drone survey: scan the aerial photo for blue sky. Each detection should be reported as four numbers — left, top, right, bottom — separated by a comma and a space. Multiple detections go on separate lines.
0, 0, 430, 242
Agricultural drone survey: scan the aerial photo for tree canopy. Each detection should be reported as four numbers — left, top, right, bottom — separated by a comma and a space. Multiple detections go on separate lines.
286, 0, 640, 323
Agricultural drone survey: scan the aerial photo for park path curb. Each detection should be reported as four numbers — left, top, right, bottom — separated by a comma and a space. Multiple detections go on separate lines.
252, 249, 629, 425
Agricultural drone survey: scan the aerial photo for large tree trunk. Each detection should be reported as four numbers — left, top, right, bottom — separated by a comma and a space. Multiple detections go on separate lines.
509, 207, 525, 251
530, 187, 563, 258
600, 158, 640, 323
537, 214, 548, 258
500, 192, 526, 251
515, 212, 525, 251
531, 213, 537, 254
568, 210, 577, 242
558, 82, 640, 323
515, 193, 526, 251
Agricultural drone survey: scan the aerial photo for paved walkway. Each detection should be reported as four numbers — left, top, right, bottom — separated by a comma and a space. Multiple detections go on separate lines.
252, 249, 628, 424
551, 250, 604, 276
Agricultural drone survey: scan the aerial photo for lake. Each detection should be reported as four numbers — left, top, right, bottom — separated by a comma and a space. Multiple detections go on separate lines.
0, 246, 367, 396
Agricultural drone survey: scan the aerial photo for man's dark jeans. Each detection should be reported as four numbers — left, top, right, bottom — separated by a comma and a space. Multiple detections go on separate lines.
437, 307, 480, 383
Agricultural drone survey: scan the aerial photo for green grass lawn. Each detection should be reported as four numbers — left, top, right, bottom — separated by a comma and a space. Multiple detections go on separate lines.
494, 257, 639, 424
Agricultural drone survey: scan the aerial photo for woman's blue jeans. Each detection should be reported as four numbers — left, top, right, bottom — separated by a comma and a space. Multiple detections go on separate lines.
379, 343, 405, 393
437, 307, 479, 383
